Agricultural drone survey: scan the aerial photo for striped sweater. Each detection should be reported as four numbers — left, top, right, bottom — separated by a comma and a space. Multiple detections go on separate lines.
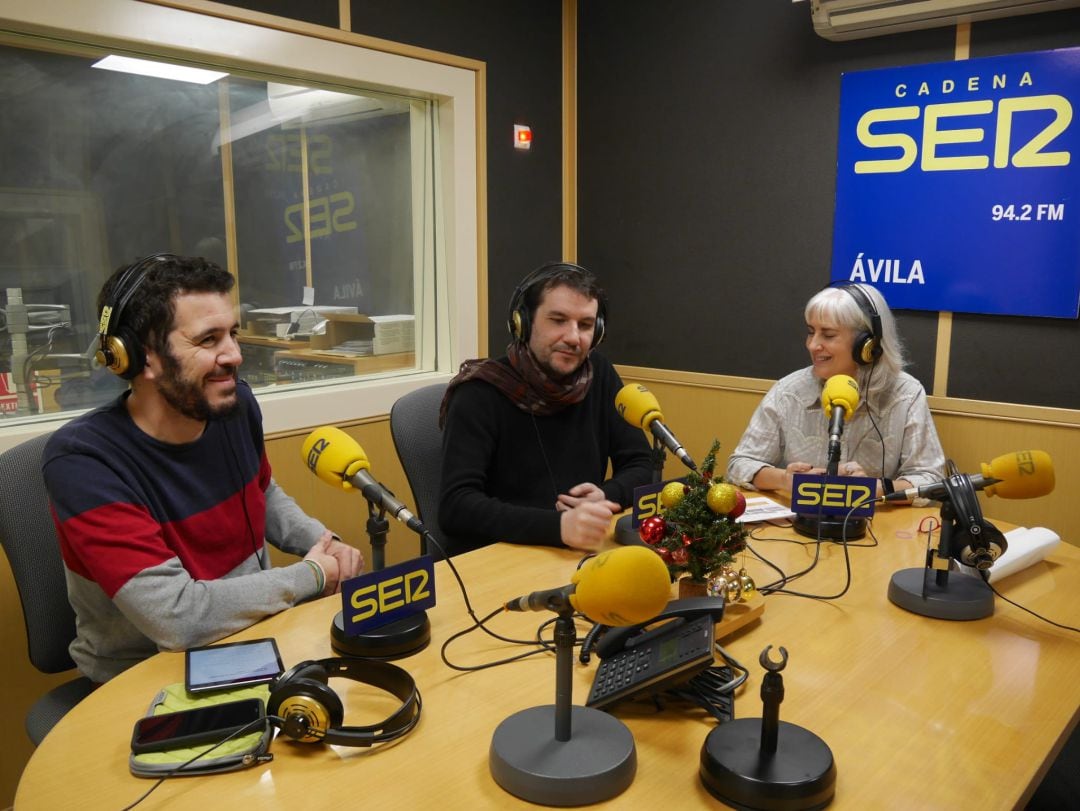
43, 381, 326, 682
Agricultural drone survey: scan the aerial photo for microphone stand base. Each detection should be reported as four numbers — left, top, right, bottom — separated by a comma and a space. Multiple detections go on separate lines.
700, 718, 836, 811
490, 705, 636, 806
330, 610, 431, 659
792, 514, 867, 542
887, 567, 994, 620
613, 513, 648, 547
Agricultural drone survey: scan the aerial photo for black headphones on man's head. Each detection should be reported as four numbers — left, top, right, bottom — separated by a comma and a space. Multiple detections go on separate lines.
507, 262, 607, 348
95, 253, 178, 379
833, 282, 883, 366
266, 657, 421, 746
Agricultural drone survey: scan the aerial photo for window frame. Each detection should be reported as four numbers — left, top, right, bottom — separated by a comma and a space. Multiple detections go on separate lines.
0, 0, 482, 450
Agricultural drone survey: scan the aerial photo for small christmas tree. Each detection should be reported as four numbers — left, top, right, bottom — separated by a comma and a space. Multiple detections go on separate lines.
638, 440, 749, 583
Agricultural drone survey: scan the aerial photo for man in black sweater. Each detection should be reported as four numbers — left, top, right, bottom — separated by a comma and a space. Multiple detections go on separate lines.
437, 263, 652, 556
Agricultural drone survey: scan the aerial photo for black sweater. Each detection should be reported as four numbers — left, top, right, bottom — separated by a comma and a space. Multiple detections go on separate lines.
438, 353, 652, 555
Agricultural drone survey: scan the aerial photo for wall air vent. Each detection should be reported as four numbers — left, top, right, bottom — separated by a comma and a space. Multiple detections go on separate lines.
811, 0, 1080, 41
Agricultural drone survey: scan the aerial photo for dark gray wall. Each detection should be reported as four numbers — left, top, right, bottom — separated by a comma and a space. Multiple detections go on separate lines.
349, 1, 564, 359
218, 0, 1080, 407
578, 0, 1080, 408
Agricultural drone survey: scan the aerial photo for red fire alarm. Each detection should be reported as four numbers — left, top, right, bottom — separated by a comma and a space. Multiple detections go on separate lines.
514, 124, 532, 150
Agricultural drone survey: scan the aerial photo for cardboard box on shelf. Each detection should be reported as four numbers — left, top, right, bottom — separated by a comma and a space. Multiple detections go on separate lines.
308, 313, 375, 354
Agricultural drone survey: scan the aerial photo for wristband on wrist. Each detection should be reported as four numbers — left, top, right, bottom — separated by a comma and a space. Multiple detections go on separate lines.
881, 478, 895, 496
305, 559, 325, 594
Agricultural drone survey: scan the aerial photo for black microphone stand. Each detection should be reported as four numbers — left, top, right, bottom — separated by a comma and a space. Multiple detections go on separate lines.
700, 645, 835, 809
330, 499, 432, 659
887, 496, 995, 620
490, 610, 637, 804
649, 436, 668, 484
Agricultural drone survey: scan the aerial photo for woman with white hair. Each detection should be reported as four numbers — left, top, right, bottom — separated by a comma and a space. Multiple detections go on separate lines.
726, 282, 944, 499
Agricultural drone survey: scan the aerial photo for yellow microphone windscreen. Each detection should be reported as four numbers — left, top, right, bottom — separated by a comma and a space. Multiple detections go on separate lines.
301, 426, 370, 490
615, 383, 663, 429
982, 450, 1054, 499
571, 546, 671, 627
821, 374, 859, 419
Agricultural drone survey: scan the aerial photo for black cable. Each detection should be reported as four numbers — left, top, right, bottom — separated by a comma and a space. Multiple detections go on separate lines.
985, 580, 1080, 633
626, 644, 751, 723
861, 359, 888, 486
122, 714, 279, 810
439, 605, 590, 672
752, 507, 878, 601
222, 424, 264, 568
425, 529, 601, 668
530, 411, 561, 504
425, 531, 557, 648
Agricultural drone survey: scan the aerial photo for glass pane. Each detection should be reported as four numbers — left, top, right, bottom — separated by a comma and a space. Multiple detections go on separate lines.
0, 39, 433, 423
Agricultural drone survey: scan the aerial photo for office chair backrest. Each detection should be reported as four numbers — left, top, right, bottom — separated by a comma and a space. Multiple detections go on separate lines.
0, 433, 79, 674
390, 383, 448, 559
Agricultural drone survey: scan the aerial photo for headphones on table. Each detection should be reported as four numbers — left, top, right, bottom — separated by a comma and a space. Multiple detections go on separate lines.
95, 253, 177, 379
833, 282, 883, 366
506, 262, 608, 348
939, 471, 1008, 572
267, 657, 421, 746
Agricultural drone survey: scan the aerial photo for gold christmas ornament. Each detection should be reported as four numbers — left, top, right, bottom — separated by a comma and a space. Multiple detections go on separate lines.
725, 576, 742, 603
720, 565, 742, 602
706, 482, 738, 515
660, 481, 687, 509
738, 567, 756, 598
651, 439, 748, 585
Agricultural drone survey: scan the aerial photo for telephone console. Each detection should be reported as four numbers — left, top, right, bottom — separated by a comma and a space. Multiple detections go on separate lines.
586, 597, 727, 710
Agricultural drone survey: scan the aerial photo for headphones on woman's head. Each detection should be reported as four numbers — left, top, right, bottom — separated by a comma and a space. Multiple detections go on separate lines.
833, 282, 883, 366
95, 253, 177, 379
506, 262, 607, 348
267, 657, 421, 746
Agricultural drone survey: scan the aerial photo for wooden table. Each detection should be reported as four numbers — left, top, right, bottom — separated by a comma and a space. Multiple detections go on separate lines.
16, 505, 1080, 809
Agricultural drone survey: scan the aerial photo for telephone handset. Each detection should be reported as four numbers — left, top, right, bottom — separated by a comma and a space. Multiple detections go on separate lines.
585, 597, 726, 710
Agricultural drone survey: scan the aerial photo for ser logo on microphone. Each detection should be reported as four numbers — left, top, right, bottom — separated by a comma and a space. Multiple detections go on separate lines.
1016, 451, 1037, 477
305, 437, 329, 473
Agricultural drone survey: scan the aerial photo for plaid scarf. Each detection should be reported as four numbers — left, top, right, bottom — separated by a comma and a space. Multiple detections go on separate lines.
438, 341, 593, 428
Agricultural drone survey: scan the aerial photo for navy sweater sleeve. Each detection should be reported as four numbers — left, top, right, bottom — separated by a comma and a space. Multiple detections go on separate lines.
438, 354, 651, 554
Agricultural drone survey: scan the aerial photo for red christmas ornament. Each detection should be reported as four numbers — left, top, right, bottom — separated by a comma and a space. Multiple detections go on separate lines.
727, 491, 747, 520
672, 548, 689, 565
657, 546, 672, 561
639, 516, 667, 545
682, 533, 694, 547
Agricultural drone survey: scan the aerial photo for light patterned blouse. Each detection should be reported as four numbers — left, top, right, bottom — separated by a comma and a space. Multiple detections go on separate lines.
726, 366, 945, 491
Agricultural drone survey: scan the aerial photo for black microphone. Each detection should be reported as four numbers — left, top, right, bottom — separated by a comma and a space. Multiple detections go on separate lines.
354, 472, 425, 534
884, 475, 1001, 504
301, 426, 425, 534
505, 585, 574, 614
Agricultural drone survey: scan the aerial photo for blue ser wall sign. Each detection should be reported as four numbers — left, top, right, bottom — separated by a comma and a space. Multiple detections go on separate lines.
831, 48, 1080, 319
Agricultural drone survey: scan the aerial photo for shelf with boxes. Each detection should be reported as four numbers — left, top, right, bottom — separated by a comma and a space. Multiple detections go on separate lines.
238, 312, 416, 384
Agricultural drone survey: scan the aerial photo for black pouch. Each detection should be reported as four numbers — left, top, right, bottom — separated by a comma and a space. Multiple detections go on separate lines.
129, 683, 273, 778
